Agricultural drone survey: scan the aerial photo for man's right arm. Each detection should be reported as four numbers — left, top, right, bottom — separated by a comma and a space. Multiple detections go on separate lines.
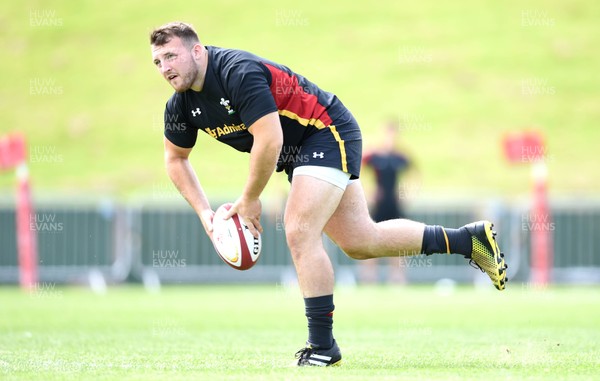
164, 136, 214, 237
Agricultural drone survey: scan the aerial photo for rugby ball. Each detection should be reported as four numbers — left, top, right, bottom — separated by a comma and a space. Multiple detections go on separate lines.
211, 203, 261, 270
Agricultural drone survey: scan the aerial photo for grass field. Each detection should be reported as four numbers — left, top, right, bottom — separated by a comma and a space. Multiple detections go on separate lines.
1, 285, 599, 380
1, 0, 599, 199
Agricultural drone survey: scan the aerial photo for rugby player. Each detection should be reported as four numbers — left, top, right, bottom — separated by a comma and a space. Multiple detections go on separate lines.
150, 22, 507, 367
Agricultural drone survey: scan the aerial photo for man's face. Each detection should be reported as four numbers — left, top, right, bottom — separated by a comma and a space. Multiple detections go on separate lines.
152, 37, 199, 93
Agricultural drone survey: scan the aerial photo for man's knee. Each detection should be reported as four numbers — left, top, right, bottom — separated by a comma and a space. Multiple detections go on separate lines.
284, 215, 316, 256
328, 220, 376, 260
331, 229, 374, 260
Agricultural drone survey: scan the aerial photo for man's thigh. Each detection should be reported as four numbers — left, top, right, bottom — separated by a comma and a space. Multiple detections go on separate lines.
324, 180, 375, 247
284, 174, 345, 241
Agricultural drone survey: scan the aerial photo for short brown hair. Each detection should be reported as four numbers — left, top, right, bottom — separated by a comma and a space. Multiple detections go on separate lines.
150, 22, 200, 48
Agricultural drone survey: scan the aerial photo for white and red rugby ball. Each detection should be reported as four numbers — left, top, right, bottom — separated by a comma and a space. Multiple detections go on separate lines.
211, 203, 262, 270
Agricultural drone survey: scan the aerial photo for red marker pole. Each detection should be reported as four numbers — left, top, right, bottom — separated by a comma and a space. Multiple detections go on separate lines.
530, 161, 552, 285
3, 134, 38, 289
503, 131, 552, 286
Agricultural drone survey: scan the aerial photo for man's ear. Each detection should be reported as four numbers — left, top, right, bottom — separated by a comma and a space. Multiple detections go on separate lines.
192, 44, 203, 60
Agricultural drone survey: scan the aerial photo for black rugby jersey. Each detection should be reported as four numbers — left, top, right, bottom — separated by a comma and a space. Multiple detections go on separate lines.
363, 152, 410, 203
363, 151, 410, 220
163, 46, 361, 166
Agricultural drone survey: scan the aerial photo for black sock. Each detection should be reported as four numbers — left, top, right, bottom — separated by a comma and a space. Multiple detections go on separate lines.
421, 225, 472, 256
304, 294, 334, 348
445, 227, 472, 256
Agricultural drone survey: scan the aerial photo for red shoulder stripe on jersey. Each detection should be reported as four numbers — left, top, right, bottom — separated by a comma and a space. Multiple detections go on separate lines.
264, 63, 333, 129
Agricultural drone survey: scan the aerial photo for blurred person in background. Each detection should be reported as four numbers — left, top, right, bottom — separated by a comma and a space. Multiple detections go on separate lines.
361, 119, 415, 284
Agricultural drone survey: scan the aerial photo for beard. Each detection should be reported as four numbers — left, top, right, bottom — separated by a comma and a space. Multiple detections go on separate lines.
172, 62, 199, 93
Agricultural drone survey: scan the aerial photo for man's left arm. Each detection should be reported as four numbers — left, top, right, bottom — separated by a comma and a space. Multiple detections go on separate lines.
224, 111, 283, 237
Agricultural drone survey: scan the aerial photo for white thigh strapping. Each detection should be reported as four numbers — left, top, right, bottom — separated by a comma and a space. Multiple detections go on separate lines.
292, 165, 352, 190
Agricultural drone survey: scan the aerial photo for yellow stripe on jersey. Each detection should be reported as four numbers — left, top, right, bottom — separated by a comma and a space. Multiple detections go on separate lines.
278, 109, 328, 129
278, 109, 348, 173
328, 125, 348, 173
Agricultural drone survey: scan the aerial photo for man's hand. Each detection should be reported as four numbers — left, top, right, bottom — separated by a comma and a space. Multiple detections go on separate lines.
224, 197, 263, 238
199, 209, 215, 241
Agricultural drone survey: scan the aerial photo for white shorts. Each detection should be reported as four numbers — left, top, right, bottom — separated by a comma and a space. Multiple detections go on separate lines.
292, 165, 356, 190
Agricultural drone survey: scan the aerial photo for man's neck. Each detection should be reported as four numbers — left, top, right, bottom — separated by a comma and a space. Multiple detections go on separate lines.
191, 47, 208, 92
